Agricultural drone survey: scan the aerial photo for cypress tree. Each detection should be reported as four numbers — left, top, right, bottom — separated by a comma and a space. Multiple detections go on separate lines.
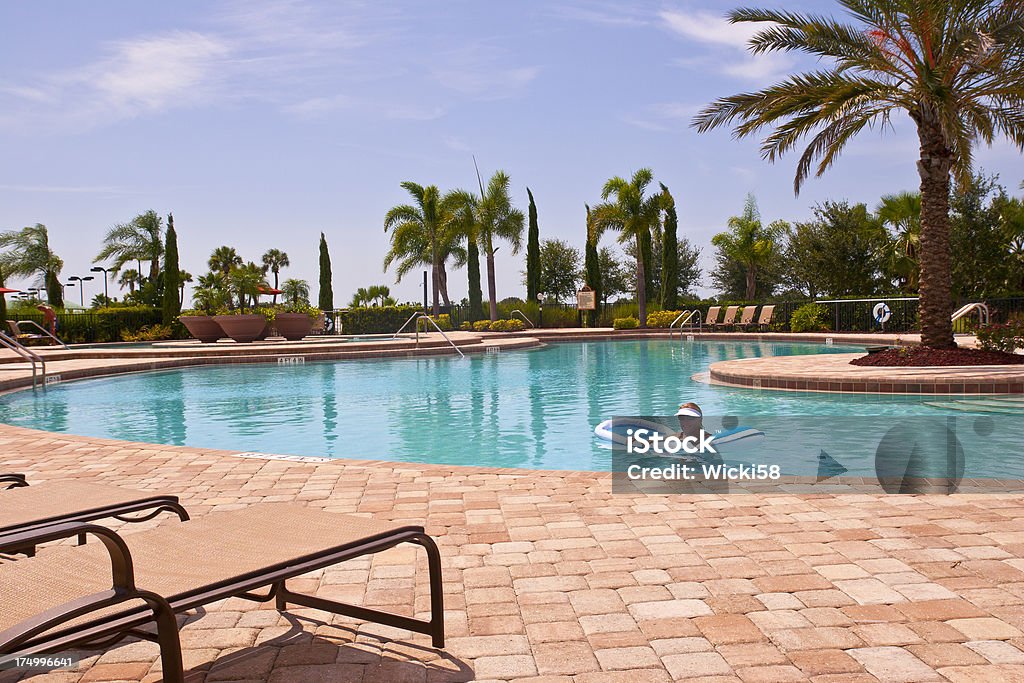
660, 183, 679, 310
162, 213, 180, 324
584, 205, 602, 327
526, 188, 541, 302
467, 235, 484, 321
640, 227, 653, 302
318, 232, 334, 310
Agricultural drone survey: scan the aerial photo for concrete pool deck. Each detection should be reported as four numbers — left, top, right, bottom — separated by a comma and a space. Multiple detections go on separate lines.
5, 424, 1024, 682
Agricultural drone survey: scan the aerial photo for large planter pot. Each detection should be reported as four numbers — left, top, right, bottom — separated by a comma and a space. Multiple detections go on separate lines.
179, 315, 223, 343
274, 313, 313, 341
213, 315, 269, 343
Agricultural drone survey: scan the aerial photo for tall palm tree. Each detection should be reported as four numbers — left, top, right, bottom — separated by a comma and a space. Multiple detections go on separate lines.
282, 278, 310, 306
469, 171, 525, 321
229, 262, 268, 312
179, 270, 193, 301
118, 269, 142, 294
693, 1, 1024, 349
261, 249, 290, 303
383, 202, 466, 308
94, 210, 164, 282
878, 192, 922, 291
711, 195, 783, 301
0, 224, 65, 306
384, 182, 464, 315
208, 246, 243, 309
591, 169, 663, 327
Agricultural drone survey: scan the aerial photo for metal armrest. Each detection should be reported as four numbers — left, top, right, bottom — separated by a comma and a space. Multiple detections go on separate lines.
0, 473, 28, 489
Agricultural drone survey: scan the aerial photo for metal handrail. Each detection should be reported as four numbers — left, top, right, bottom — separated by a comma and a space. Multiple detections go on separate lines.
670, 310, 702, 339
951, 302, 990, 326
0, 334, 46, 389
12, 320, 69, 349
396, 313, 465, 359
509, 309, 535, 328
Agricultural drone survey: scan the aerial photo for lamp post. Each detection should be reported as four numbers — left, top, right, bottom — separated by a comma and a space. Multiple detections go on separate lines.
67, 276, 95, 307
537, 292, 546, 328
90, 267, 109, 300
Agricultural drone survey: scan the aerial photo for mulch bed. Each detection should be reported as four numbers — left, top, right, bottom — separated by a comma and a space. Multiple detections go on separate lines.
851, 346, 1024, 367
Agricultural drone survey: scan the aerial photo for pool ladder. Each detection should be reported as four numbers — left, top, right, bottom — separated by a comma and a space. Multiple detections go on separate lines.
670, 310, 702, 339
394, 312, 466, 359
0, 333, 46, 389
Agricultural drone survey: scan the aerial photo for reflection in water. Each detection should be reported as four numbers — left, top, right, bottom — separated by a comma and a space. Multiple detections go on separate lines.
0, 340, 990, 473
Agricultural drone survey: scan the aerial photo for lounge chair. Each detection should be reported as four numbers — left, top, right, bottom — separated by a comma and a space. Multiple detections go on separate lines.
1, 473, 28, 489
0, 480, 189, 555
6, 321, 50, 345
736, 306, 758, 330
0, 503, 444, 682
704, 306, 722, 329
718, 306, 740, 330
757, 305, 776, 331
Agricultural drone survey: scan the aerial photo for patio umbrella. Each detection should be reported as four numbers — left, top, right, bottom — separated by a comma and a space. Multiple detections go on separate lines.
257, 286, 283, 301
0, 288, 20, 294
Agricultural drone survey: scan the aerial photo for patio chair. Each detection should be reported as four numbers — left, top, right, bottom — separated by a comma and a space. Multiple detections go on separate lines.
0, 503, 445, 683
6, 321, 49, 345
1, 473, 28, 489
757, 305, 776, 331
0, 479, 189, 555
718, 306, 740, 330
736, 306, 758, 330
704, 306, 722, 329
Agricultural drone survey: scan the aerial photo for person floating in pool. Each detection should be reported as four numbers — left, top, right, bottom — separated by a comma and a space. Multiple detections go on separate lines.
36, 304, 57, 336
676, 402, 704, 440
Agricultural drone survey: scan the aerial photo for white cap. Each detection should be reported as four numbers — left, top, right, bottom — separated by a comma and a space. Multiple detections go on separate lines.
676, 404, 702, 418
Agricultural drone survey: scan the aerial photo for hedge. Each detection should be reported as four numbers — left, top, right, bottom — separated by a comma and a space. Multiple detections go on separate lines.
8, 306, 179, 343
340, 306, 422, 335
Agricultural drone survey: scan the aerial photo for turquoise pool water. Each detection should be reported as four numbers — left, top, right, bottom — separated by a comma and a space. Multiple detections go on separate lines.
1, 340, 1017, 475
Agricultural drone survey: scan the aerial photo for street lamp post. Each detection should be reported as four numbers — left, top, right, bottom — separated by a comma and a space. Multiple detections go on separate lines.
67, 276, 95, 307
90, 267, 109, 300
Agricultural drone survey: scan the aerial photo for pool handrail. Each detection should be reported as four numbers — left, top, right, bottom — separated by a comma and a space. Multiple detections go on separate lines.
0, 333, 46, 389
394, 312, 465, 359
670, 310, 702, 339
509, 309, 535, 328
11, 320, 69, 349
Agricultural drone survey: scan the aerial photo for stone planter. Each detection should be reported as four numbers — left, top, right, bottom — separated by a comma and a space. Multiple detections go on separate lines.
213, 314, 268, 343
274, 313, 313, 341
179, 315, 223, 343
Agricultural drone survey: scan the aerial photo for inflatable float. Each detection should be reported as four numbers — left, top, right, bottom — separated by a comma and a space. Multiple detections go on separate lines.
594, 418, 765, 451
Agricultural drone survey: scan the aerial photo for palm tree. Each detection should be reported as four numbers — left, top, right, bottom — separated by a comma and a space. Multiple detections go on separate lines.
117, 269, 142, 294
208, 246, 243, 308
261, 249, 290, 303
384, 182, 464, 315
229, 262, 268, 312
179, 270, 193, 301
878, 192, 922, 291
591, 169, 663, 327
711, 195, 784, 301
383, 204, 466, 309
0, 224, 65, 306
693, 2, 1024, 349
94, 210, 164, 282
282, 278, 310, 306
367, 284, 396, 306
192, 272, 229, 314
349, 287, 372, 307
466, 169, 524, 321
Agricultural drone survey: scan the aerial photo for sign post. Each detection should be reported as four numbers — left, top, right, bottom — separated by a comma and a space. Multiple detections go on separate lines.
577, 286, 596, 327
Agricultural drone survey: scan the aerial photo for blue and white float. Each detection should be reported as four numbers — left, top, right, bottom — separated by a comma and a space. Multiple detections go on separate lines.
594, 418, 765, 451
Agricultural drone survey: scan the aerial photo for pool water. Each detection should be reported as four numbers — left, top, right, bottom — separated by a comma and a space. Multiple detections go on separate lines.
2, 340, 1018, 475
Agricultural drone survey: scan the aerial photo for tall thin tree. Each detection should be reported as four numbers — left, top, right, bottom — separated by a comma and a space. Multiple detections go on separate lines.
526, 188, 541, 302
162, 213, 180, 324
318, 232, 334, 311
584, 205, 602, 327
659, 183, 680, 310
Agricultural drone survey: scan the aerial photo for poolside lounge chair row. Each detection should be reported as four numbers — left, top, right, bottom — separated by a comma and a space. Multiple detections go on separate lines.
0, 475, 445, 682
703, 305, 775, 331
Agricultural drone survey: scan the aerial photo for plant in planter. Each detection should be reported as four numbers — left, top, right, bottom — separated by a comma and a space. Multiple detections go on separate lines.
210, 262, 273, 343
179, 273, 231, 343
274, 302, 321, 341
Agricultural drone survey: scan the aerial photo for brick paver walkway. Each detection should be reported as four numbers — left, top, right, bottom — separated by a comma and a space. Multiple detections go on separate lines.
5, 423, 1024, 682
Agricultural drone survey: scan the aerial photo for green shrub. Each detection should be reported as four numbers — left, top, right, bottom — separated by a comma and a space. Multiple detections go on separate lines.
613, 317, 640, 330
417, 314, 453, 332
489, 319, 525, 332
472, 320, 492, 332
646, 310, 685, 329
121, 324, 174, 342
977, 315, 1024, 353
339, 306, 422, 335
789, 303, 830, 333
459, 321, 472, 331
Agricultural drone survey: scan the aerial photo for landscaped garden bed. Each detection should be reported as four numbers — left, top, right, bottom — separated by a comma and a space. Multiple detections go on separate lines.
852, 346, 1024, 367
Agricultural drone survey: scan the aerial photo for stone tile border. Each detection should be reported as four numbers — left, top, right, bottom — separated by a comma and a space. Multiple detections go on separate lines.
710, 353, 1024, 395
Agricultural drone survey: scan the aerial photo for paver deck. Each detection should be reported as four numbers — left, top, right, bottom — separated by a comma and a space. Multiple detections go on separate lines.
5, 424, 1024, 682
709, 352, 1024, 395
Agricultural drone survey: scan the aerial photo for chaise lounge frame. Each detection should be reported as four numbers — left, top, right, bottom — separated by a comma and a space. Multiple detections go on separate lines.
0, 512, 445, 683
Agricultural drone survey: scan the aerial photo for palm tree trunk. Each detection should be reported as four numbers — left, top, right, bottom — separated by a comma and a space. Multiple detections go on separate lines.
745, 264, 756, 301
431, 259, 441, 316
273, 271, 279, 304
149, 259, 159, 282
486, 248, 498, 322
915, 114, 955, 349
439, 262, 452, 308
635, 236, 647, 328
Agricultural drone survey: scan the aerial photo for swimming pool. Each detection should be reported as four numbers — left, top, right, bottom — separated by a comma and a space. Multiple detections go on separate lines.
1, 340, 1018, 476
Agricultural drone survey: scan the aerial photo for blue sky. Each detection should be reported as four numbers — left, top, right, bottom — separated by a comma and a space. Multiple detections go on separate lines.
2, 0, 1022, 306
